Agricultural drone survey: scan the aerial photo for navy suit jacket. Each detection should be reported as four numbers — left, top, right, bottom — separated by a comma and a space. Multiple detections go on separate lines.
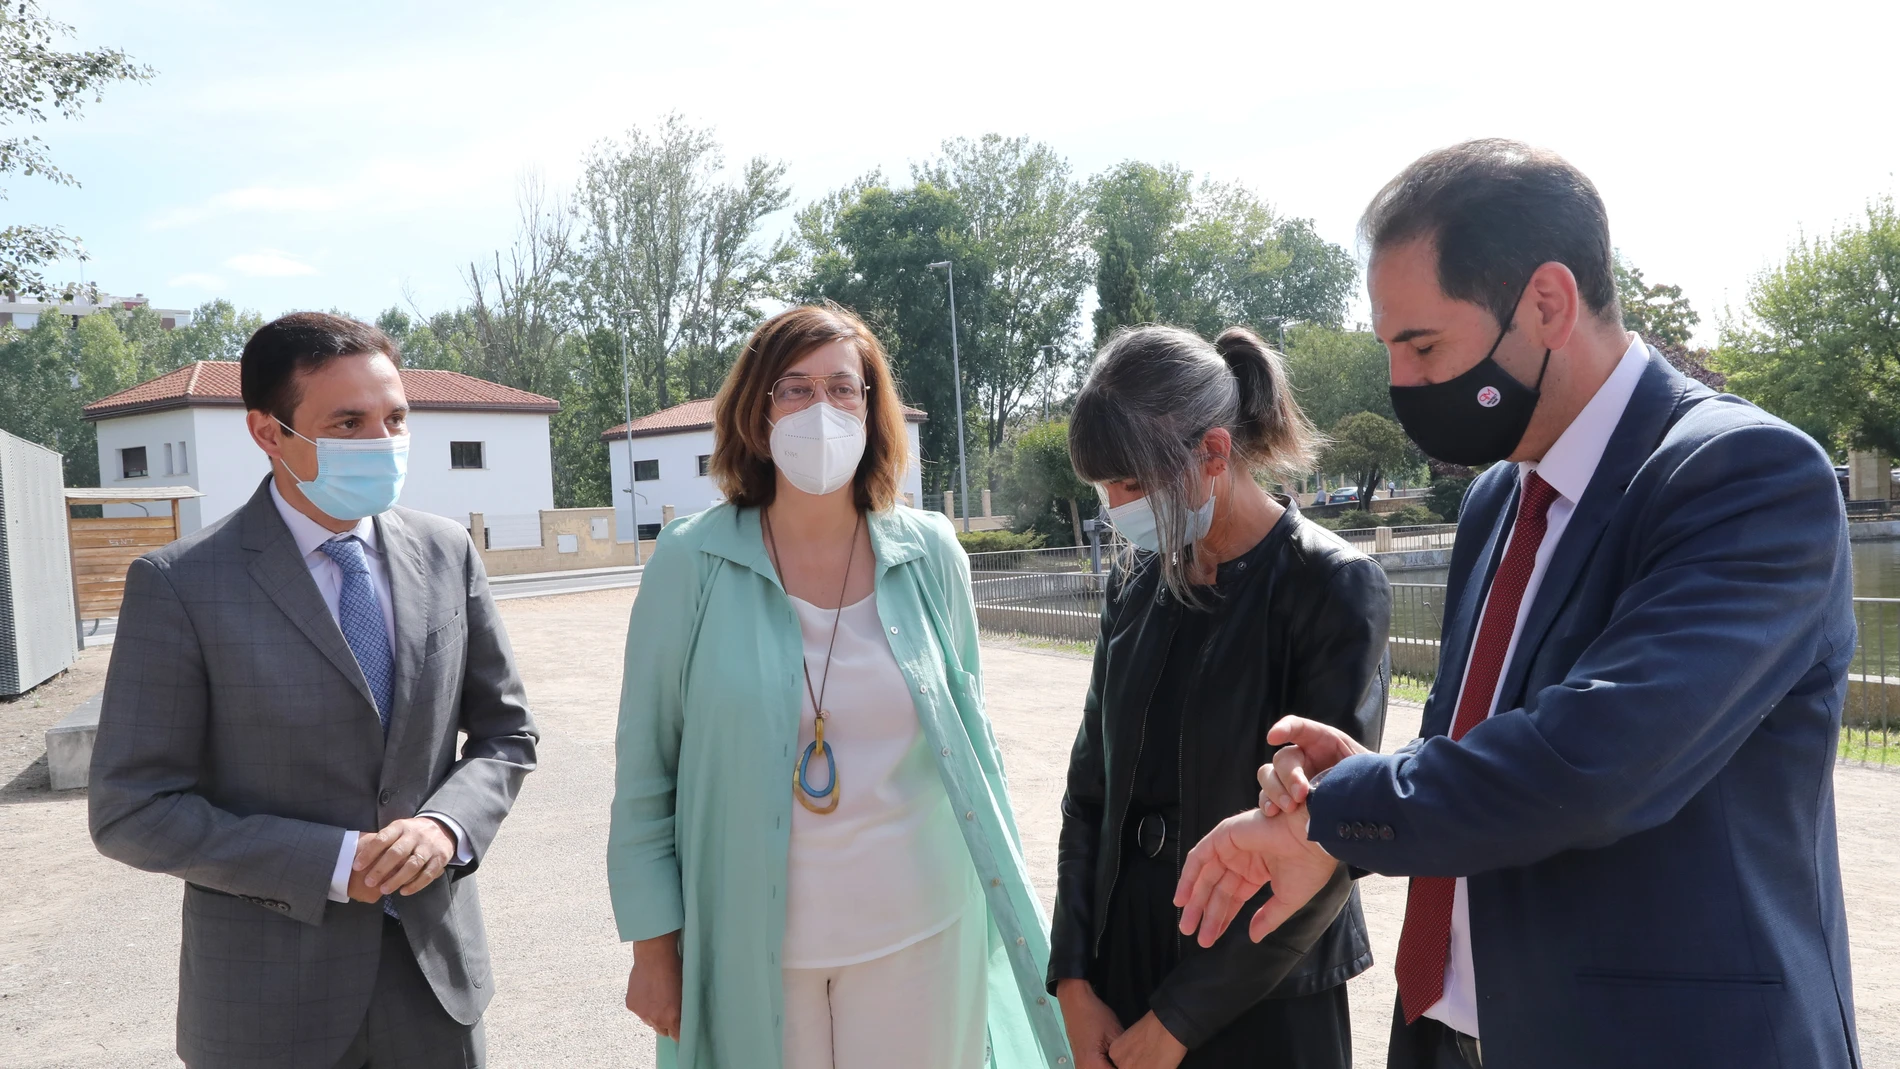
1309, 350, 1860, 1068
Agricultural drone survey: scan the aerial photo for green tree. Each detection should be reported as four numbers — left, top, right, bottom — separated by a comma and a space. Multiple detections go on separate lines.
570, 114, 790, 410
1615, 252, 1700, 348
1092, 227, 1154, 344
999, 418, 1092, 545
792, 181, 992, 496
1717, 197, 1900, 454
0, 314, 108, 485
1281, 324, 1394, 429
1085, 163, 1356, 346
914, 135, 1091, 462
1, 2, 152, 296
165, 299, 265, 366
1319, 411, 1414, 502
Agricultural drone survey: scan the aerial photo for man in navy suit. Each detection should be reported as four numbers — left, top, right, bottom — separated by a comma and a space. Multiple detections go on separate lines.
1175, 139, 1859, 1068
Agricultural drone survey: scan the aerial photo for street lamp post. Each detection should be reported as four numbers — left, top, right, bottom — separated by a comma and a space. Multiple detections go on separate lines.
927, 260, 972, 533
1037, 343, 1055, 420
618, 313, 642, 566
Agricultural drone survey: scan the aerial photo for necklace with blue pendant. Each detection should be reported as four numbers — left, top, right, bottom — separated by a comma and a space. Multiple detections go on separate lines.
764, 508, 861, 816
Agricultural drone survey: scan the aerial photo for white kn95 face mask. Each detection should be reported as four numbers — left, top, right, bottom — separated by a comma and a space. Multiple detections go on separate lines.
770, 401, 866, 497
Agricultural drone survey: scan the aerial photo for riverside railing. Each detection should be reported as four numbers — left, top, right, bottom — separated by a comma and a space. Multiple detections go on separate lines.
970, 572, 1107, 643
1332, 524, 1460, 553
970, 573, 1897, 769
965, 545, 1097, 576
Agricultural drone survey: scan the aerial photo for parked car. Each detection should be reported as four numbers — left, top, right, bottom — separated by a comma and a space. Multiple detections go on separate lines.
1327, 486, 1360, 504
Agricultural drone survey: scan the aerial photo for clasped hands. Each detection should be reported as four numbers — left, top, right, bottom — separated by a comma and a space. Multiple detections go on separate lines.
345, 816, 456, 902
1172, 717, 1370, 946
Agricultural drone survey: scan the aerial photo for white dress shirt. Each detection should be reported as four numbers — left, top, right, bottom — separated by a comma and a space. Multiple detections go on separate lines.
267, 482, 472, 903
1422, 335, 1650, 1038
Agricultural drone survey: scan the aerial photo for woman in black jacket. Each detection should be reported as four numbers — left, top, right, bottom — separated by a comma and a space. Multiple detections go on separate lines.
1050, 325, 1392, 1069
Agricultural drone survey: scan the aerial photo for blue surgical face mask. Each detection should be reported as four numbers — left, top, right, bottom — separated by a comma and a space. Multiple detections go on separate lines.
277, 422, 409, 521
1099, 481, 1216, 554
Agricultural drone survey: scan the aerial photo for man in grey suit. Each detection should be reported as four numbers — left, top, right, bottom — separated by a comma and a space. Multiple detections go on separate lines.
90, 312, 538, 1069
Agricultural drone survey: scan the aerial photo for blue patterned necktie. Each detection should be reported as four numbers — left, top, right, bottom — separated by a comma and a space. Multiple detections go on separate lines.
318, 535, 394, 735
319, 535, 402, 919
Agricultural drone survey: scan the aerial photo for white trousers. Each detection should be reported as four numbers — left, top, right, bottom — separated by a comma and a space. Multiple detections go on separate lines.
781, 902, 989, 1069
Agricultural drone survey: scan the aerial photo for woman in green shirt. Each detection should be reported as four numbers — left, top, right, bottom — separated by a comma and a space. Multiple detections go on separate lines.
609, 304, 1070, 1069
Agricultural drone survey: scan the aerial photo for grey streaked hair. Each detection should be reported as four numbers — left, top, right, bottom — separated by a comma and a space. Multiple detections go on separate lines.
1068, 324, 1321, 604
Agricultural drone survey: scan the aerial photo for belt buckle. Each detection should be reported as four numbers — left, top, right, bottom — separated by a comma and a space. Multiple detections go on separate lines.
1136, 813, 1168, 858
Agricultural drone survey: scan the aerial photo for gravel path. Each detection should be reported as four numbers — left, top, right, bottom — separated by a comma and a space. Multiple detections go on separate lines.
1, 587, 1892, 1066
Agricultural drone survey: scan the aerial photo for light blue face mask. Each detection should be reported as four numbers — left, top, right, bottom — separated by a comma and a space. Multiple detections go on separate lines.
277, 423, 409, 521
1099, 482, 1215, 554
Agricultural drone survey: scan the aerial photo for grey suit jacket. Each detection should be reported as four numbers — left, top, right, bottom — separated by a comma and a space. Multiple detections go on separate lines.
90, 476, 538, 1069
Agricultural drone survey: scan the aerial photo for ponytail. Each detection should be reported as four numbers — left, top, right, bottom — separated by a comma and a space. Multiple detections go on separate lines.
1214, 327, 1321, 476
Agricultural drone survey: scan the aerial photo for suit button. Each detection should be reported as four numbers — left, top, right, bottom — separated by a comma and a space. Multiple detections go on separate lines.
276, 903, 290, 913
1336, 823, 1351, 840
1380, 825, 1395, 840
1351, 822, 1367, 840
379, 789, 395, 805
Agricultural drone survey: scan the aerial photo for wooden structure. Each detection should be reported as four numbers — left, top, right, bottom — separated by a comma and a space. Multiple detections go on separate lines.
63, 487, 203, 620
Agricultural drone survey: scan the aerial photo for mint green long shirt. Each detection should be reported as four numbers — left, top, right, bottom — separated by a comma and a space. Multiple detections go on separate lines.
608, 503, 1071, 1069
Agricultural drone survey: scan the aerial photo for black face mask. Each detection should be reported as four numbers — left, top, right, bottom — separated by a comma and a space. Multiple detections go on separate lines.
1388, 292, 1551, 467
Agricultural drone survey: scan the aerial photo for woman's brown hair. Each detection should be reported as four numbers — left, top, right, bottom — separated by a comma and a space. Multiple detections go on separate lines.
710, 303, 910, 513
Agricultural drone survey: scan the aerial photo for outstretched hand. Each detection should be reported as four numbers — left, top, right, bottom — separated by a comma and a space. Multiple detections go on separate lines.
1173, 806, 1340, 946
1257, 716, 1370, 816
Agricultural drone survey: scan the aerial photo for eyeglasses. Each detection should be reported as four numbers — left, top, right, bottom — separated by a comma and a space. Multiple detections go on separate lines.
771, 372, 866, 412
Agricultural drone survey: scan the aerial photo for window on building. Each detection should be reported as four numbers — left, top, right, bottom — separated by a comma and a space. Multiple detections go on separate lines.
176, 440, 188, 474
697, 454, 711, 477
121, 446, 147, 479
637, 522, 663, 540
164, 442, 174, 476
634, 459, 659, 481
450, 441, 485, 469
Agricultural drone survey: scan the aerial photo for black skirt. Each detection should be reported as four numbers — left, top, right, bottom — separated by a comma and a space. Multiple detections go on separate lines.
1087, 843, 1352, 1069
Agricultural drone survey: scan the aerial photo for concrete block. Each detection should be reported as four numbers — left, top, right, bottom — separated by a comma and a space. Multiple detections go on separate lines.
46, 691, 102, 791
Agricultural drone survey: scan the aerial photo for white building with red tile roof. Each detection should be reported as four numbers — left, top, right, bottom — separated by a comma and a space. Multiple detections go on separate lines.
599, 398, 926, 539
83, 361, 560, 535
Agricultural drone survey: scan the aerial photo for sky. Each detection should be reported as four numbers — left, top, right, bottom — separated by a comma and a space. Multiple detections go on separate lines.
11, 0, 1899, 349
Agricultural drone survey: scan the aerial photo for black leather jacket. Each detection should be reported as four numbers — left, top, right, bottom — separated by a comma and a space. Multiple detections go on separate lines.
1048, 503, 1392, 1049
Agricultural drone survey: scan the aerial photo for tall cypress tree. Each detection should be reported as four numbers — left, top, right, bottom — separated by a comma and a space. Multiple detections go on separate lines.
1093, 229, 1155, 346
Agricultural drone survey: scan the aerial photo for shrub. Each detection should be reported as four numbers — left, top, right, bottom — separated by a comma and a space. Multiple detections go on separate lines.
1326, 509, 1379, 531
1426, 476, 1474, 523
1380, 504, 1444, 527
956, 529, 1046, 554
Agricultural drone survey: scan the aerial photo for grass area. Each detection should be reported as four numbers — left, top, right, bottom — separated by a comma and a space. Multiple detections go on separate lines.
1392, 678, 1433, 705
1839, 729, 1900, 767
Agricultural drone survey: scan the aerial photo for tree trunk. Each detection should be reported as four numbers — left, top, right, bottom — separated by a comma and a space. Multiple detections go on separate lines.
1067, 497, 1084, 547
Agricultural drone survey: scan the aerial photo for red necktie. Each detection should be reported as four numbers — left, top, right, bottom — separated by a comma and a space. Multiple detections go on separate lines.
1394, 472, 1559, 1024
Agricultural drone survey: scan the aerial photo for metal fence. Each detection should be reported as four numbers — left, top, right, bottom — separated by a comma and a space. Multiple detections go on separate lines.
1333, 524, 1460, 553
1846, 598, 1899, 767
965, 545, 1099, 576
970, 571, 1897, 768
971, 571, 1107, 643
1388, 583, 1449, 686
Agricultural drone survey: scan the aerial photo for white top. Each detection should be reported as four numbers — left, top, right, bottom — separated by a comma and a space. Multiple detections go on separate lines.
1425, 334, 1649, 1037
269, 481, 471, 900
781, 592, 979, 969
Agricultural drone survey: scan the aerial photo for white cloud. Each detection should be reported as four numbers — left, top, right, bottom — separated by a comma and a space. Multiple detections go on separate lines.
224, 250, 317, 278
150, 186, 345, 230
167, 272, 226, 289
